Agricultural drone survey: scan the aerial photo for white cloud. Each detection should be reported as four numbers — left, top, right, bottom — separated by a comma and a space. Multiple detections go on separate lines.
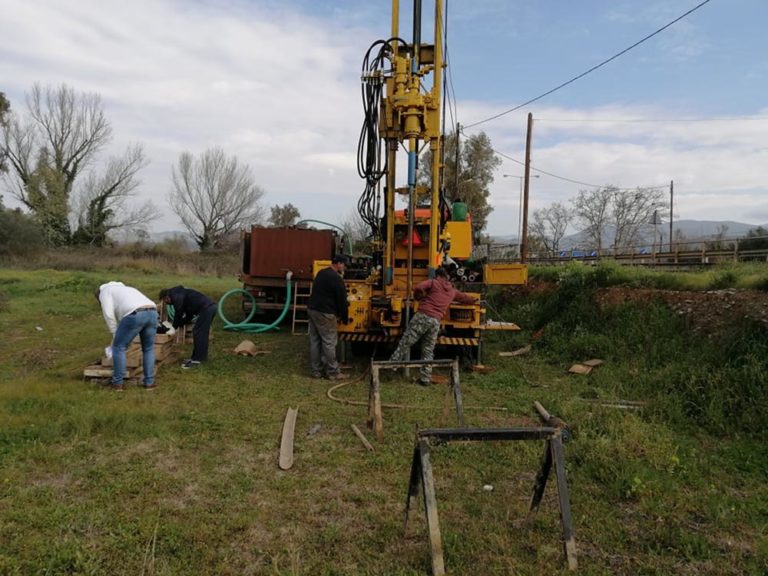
1, 0, 766, 239
0, 0, 372, 230
470, 103, 768, 235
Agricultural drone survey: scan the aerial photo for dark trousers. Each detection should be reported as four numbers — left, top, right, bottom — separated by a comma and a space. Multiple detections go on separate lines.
308, 309, 340, 376
192, 304, 217, 362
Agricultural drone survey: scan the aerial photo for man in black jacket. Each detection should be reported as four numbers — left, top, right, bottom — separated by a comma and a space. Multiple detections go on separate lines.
159, 286, 217, 369
307, 255, 349, 380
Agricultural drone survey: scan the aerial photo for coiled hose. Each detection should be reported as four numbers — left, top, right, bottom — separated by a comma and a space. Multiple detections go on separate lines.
218, 272, 293, 333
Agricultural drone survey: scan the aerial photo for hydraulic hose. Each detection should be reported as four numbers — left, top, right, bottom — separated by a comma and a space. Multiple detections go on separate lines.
218, 272, 294, 333
295, 219, 353, 254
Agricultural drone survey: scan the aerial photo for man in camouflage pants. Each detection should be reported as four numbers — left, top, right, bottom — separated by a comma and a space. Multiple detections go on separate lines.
390, 266, 477, 385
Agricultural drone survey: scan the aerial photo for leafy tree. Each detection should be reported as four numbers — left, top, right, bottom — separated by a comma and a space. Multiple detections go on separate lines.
530, 202, 571, 257
71, 144, 155, 246
268, 203, 301, 227
169, 147, 265, 250
0, 203, 44, 256
738, 226, 768, 252
418, 130, 501, 238
1, 84, 112, 245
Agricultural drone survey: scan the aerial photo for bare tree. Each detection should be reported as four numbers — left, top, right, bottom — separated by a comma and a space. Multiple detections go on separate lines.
611, 187, 666, 252
571, 187, 613, 254
530, 202, 572, 257
71, 144, 155, 246
340, 209, 371, 253
0, 92, 9, 174
169, 147, 265, 250
268, 203, 301, 227
1, 84, 112, 245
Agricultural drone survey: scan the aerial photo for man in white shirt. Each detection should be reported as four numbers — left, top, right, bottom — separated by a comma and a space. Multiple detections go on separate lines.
95, 282, 158, 391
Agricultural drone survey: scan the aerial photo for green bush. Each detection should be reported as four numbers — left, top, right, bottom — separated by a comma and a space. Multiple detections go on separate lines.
497, 269, 768, 434
0, 208, 44, 257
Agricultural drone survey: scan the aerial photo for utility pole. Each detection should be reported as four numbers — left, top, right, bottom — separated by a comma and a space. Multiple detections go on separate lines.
521, 112, 533, 263
669, 180, 674, 252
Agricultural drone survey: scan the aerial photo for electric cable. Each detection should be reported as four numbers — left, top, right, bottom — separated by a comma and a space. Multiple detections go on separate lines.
463, 0, 716, 129
325, 369, 508, 412
457, 127, 667, 191
537, 115, 768, 124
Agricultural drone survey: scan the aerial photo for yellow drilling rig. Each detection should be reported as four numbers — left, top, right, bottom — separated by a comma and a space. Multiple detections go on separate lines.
314, 0, 527, 363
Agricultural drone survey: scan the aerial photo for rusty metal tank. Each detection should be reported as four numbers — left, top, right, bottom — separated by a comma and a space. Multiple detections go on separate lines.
241, 226, 335, 282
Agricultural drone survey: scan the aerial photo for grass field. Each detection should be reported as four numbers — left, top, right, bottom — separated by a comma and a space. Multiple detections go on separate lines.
1, 266, 766, 575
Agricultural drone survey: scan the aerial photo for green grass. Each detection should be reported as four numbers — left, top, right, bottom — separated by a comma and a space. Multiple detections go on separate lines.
529, 260, 768, 291
1, 267, 767, 575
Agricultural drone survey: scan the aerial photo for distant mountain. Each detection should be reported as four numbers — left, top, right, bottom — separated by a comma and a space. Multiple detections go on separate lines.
492, 220, 767, 250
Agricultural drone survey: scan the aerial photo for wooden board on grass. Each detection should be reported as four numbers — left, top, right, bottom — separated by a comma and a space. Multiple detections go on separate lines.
84, 364, 140, 379
279, 407, 298, 470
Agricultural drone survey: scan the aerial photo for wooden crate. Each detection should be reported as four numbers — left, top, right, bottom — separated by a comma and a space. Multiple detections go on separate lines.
101, 344, 143, 368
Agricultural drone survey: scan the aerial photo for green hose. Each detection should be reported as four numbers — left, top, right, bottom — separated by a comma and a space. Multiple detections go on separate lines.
218, 272, 294, 333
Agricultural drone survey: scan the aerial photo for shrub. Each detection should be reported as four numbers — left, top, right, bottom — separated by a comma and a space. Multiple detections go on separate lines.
0, 208, 44, 257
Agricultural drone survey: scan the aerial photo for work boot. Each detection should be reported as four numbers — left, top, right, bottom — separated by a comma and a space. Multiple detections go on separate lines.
111, 384, 125, 392
143, 384, 157, 391
181, 359, 201, 369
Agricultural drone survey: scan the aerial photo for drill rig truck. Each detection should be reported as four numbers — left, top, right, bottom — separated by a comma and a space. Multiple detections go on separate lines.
236, 1, 526, 362
326, 0, 527, 363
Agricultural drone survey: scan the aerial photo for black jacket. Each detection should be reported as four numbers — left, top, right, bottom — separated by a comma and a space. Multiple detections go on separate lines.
308, 267, 348, 322
165, 286, 215, 328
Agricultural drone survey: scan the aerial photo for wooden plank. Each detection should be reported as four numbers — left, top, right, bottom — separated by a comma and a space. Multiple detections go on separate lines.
372, 367, 383, 441
83, 364, 139, 379
278, 407, 298, 470
582, 358, 605, 367
499, 345, 532, 357
551, 435, 578, 571
154, 344, 174, 363
350, 424, 375, 452
451, 358, 465, 428
568, 363, 592, 375
419, 441, 446, 576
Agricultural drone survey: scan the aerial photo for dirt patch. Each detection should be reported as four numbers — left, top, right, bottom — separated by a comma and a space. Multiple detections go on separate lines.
594, 287, 768, 336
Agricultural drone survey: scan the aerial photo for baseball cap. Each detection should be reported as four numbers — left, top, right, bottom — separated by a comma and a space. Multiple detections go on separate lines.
331, 254, 349, 264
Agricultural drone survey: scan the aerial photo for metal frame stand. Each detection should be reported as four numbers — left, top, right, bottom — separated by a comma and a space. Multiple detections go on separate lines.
368, 358, 464, 441
403, 427, 578, 575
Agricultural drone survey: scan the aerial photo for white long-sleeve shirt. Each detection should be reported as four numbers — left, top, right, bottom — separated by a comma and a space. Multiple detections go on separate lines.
98, 281, 156, 335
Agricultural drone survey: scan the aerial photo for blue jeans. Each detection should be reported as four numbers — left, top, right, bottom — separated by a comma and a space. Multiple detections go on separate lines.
112, 309, 158, 386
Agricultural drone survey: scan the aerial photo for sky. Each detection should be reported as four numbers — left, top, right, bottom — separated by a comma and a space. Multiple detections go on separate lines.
1, 0, 767, 239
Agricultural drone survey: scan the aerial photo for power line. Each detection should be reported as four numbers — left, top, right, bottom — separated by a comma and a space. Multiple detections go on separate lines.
463, 0, 715, 129
537, 115, 768, 123
491, 146, 667, 191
